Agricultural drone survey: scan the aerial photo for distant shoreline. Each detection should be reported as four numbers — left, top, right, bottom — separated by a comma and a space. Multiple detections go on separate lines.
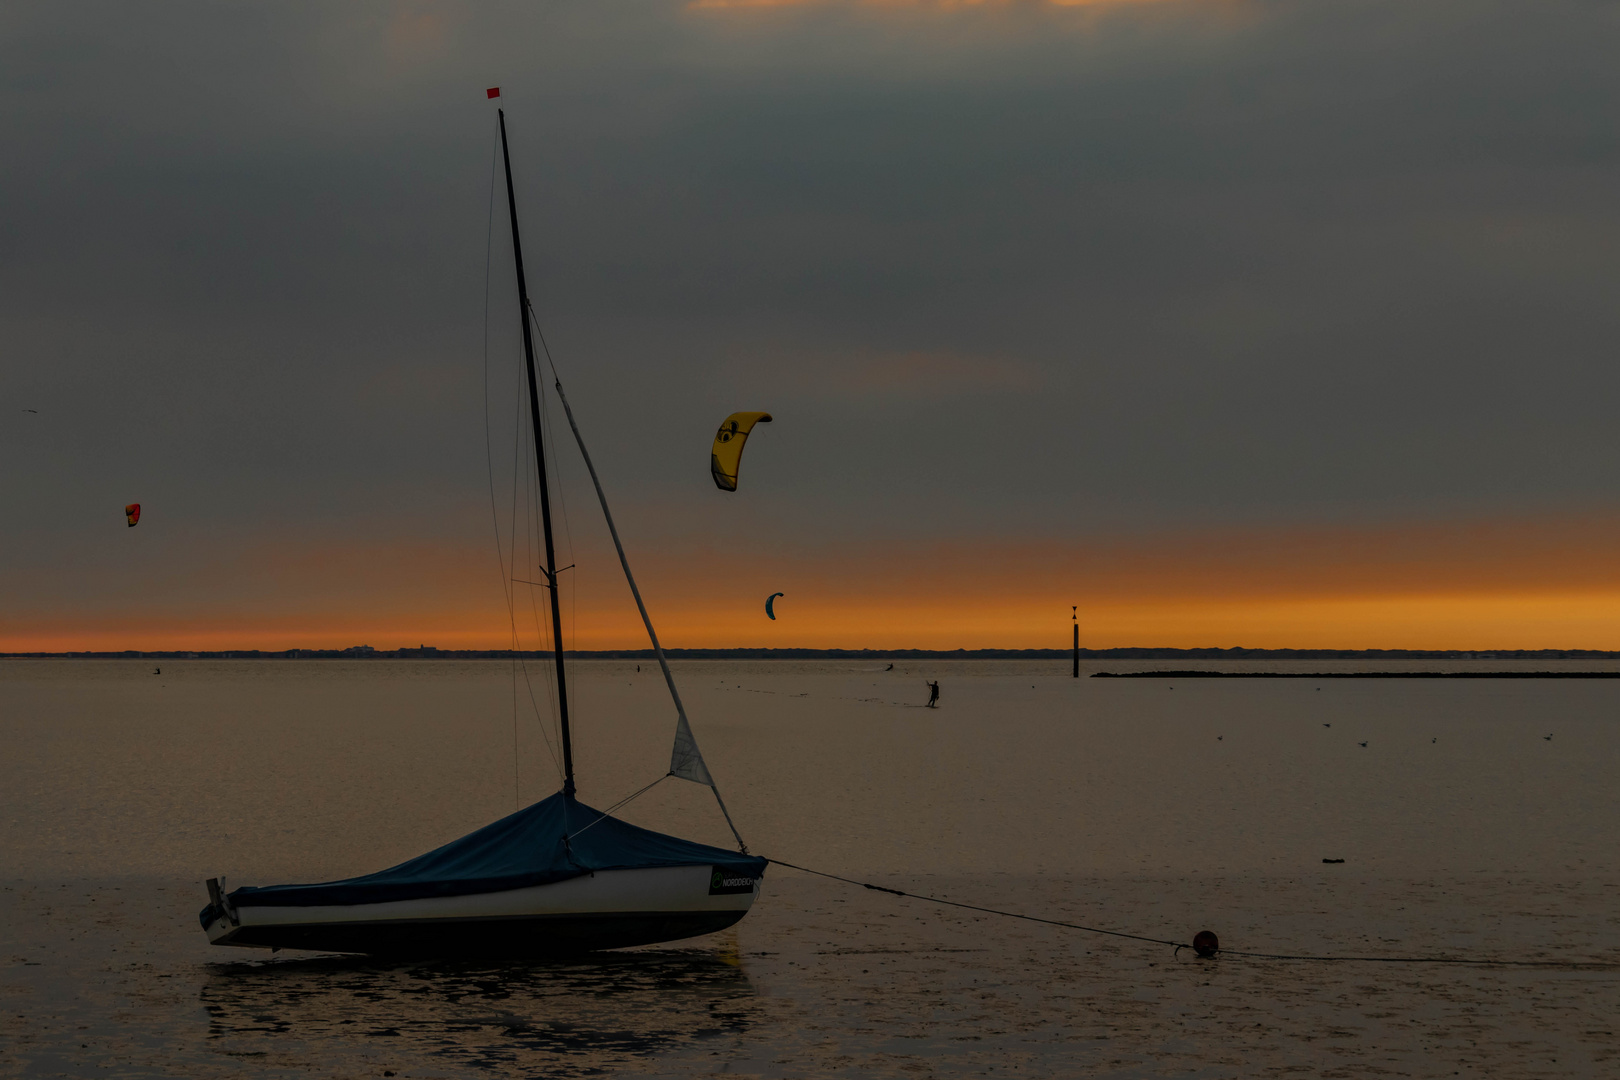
1095, 669, 1620, 678
7, 647, 1620, 661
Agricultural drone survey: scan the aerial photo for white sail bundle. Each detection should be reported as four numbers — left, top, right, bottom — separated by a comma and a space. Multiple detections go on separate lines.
670, 713, 714, 787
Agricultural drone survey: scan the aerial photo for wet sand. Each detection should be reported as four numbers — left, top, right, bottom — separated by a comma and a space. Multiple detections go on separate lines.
3, 659, 1617, 1077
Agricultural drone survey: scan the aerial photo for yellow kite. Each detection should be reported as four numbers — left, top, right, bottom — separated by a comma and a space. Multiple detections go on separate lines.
710, 411, 772, 491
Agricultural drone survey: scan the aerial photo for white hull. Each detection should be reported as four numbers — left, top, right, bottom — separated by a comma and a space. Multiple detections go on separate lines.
204, 863, 759, 955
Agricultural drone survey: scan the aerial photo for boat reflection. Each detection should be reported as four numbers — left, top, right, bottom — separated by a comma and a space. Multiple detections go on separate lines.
199, 943, 760, 1073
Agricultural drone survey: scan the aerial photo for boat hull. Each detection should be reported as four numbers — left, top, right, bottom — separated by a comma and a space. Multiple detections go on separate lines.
204, 863, 759, 956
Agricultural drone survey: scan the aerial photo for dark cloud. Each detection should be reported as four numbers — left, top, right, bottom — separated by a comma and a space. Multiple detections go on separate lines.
4, 0, 1620, 627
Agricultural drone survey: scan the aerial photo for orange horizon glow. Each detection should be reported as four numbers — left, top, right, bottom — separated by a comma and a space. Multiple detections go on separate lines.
689, 0, 1182, 9
10, 512, 1620, 653
9, 588, 1620, 655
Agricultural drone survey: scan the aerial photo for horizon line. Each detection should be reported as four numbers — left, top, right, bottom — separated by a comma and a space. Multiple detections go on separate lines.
9, 646, 1620, 659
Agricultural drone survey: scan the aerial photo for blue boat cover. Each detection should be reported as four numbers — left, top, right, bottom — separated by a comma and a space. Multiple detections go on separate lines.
227, 793, 767, 908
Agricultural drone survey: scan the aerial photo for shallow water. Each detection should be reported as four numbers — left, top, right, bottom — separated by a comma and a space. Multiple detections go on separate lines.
3, 659, 1618, 1077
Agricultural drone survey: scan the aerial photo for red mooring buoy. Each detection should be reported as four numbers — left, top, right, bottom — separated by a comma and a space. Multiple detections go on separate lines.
1192, 930, 1219, 958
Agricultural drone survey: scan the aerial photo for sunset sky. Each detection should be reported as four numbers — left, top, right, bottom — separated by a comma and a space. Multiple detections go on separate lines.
5, 0, 1620, 652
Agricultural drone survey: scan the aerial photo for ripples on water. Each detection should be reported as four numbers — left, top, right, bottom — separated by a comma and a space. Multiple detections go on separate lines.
3, 660, 1619, 1076
204, 948, 757, 1073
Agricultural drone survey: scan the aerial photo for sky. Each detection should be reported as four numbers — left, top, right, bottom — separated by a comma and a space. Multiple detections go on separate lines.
5, 0, 1620, 651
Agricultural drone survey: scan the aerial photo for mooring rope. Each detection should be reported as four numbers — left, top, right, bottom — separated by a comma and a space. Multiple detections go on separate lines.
765, 859, 1620, 970
1213, 946, 1618, 968
766, 858, 1190, 951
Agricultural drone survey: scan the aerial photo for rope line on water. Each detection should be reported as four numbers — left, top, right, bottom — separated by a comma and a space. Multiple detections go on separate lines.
765, 858, 1189, 951
1214, 946, 1618, 968
765, 859, 1620, 971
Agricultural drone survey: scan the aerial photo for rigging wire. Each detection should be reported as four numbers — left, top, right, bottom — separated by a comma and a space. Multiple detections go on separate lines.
495, 144, 573, 786
764, 859, 1620, 970
518, 381, 565, 785
565, 774, 671, 841
529, 311, 750, 854
480, 118, 521, 811
536, 353, 582, 743
481, 116, 562, 792
516, 288, 564, 778
502, 159, 736, 838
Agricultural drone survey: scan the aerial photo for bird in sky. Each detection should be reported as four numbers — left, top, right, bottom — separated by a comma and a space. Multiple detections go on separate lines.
22, 408, 38, 413
1358, 741, 1368, 747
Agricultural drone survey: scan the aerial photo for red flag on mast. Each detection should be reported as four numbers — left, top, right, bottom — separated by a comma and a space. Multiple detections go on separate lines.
486, 87, 500, 99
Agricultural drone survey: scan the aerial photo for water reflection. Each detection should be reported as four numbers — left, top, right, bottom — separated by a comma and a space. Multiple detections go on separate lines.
200, 946, 759, 1075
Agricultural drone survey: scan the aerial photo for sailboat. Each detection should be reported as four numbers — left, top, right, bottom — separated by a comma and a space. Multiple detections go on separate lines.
199, 106, 766, 956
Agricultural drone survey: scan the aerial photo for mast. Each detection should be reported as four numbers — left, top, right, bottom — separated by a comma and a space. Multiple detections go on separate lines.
498, 108, 576, 798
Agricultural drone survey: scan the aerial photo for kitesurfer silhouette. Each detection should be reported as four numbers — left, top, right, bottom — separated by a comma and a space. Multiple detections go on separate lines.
926, 680, 939, 708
